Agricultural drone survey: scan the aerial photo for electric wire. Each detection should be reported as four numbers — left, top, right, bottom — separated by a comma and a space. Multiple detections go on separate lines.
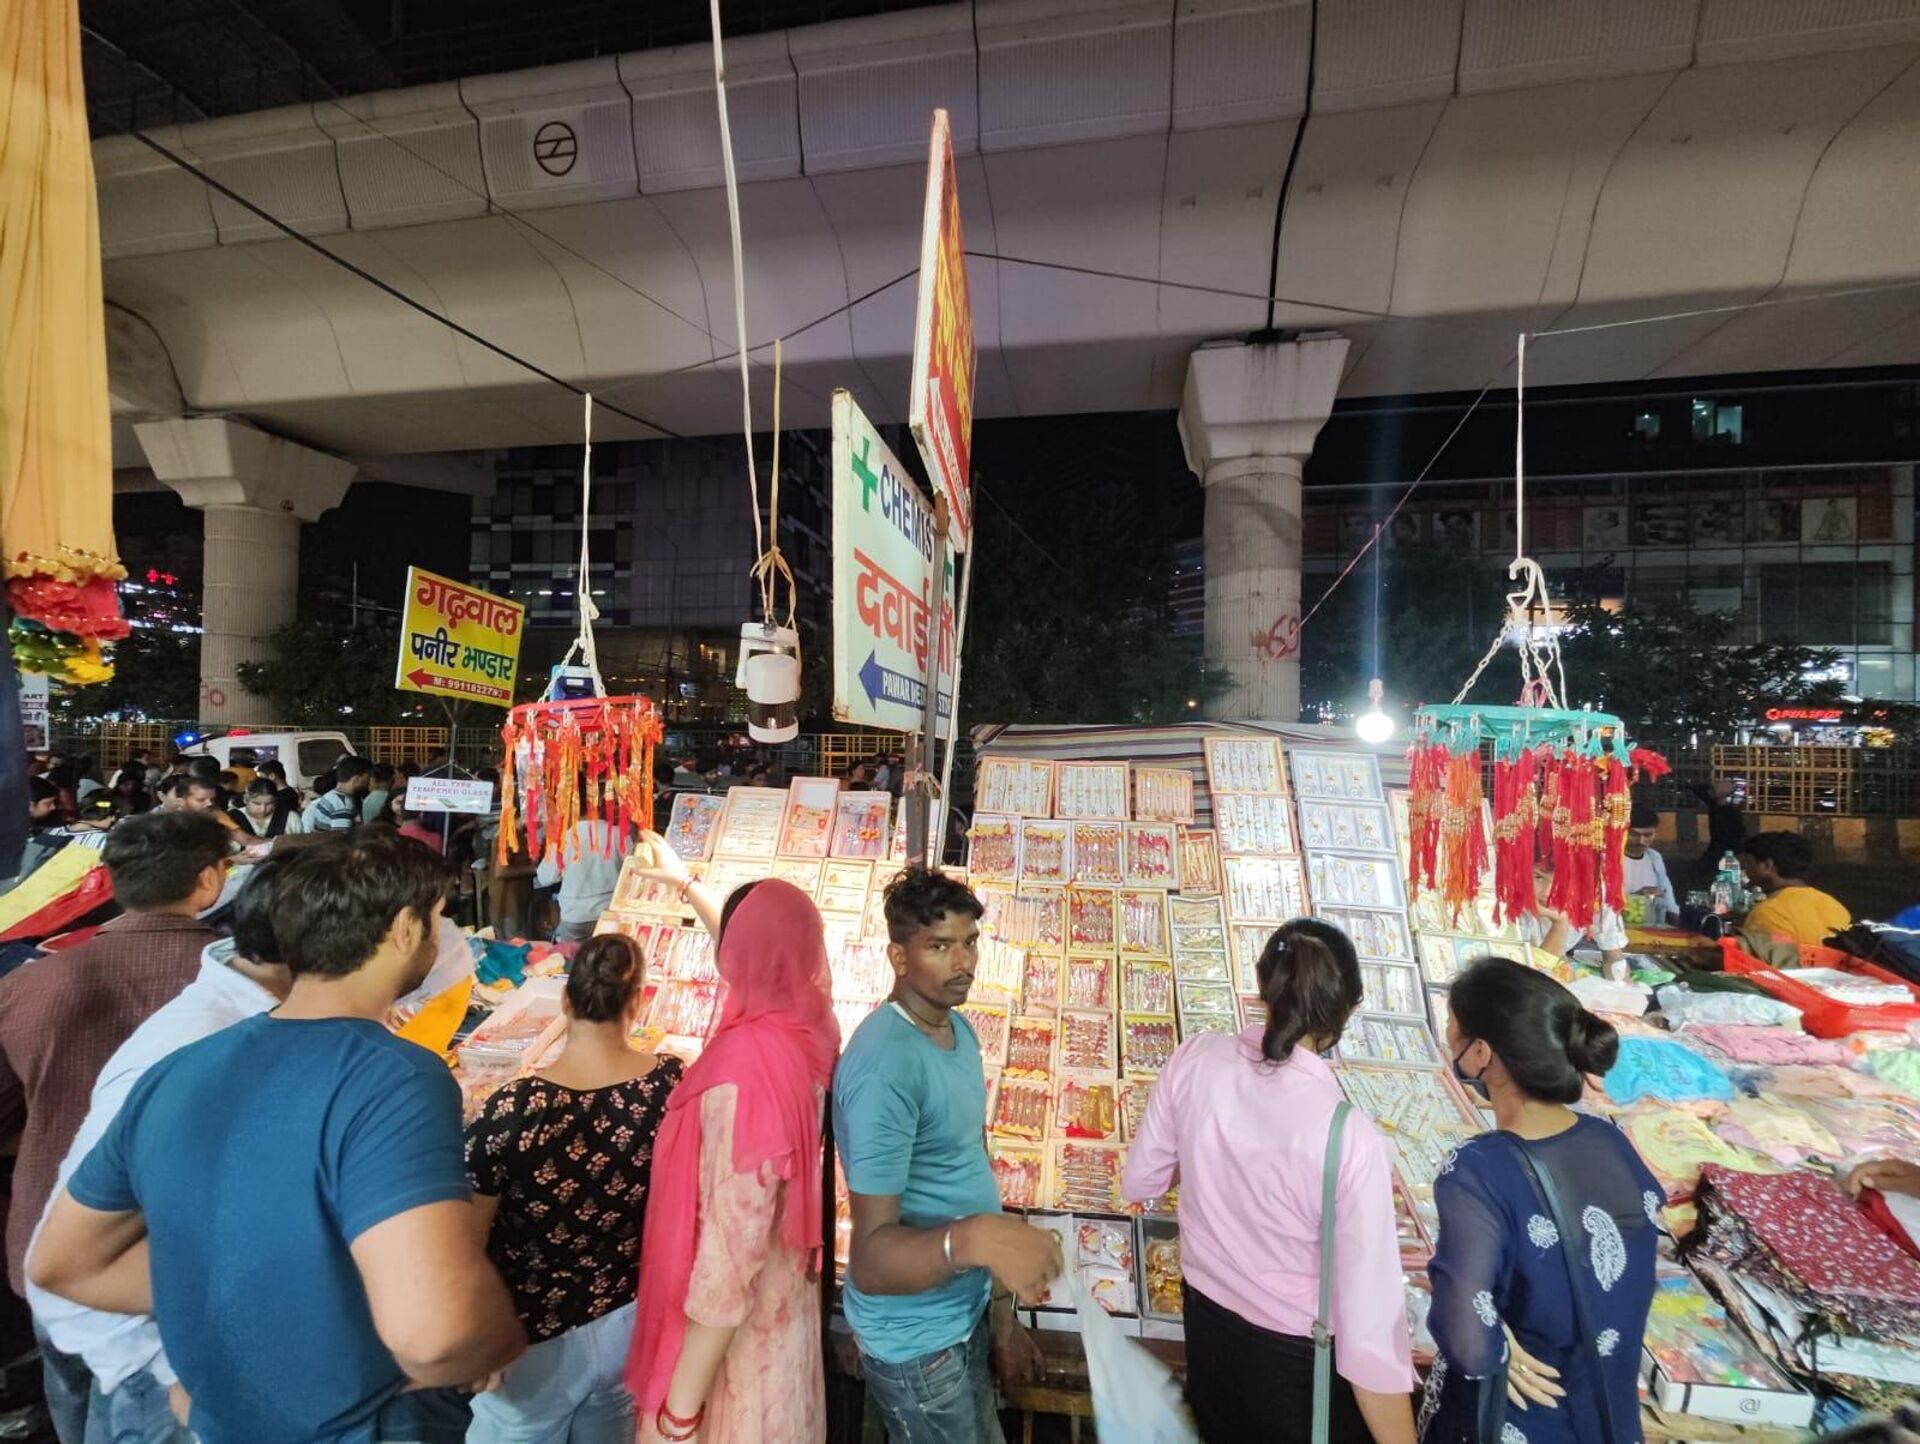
125, 123, 1920, 639
126, 129, 685, 440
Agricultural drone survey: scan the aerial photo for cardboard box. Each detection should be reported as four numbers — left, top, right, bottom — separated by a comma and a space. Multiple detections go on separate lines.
1640, 1350, 1815, 1428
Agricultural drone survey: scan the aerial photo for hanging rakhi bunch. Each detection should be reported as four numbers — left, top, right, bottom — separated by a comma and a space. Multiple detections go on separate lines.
1489, 744, 1537, 925
1405, 330, 1672, 939
1539, 745, 1601, 931
1406, 722, 1489, 926
497, 695, 663, 872
1409, 706, 1637, 934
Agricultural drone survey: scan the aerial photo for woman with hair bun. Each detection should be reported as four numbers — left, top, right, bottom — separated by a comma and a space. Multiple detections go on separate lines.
465, 932, 683, 1443
1421, 958, 1662, 1444
1122, 919, 1416, 1444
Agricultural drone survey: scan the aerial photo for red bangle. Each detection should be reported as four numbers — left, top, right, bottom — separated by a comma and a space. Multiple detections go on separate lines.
657, 1403, 705, 1440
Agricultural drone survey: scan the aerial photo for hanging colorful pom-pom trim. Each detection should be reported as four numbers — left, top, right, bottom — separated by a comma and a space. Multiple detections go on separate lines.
497, 695, 663, 874
9, 618, 114, 686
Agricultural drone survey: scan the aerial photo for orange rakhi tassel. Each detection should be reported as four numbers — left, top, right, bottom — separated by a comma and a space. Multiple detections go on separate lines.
1440, 749, 1486, 924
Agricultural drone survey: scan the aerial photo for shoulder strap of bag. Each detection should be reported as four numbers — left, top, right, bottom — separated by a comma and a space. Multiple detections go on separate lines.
1508, 1136, 1620, 1444
1314, 1101, 1352, 1444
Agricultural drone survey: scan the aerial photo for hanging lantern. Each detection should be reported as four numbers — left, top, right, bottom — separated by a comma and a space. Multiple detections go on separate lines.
497, 694, 663, 873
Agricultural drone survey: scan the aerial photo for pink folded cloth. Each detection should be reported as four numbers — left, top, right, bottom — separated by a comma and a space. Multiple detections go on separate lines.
1677, 1025, 1854, 1067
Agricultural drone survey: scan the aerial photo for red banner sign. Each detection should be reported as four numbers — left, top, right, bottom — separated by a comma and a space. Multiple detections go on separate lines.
908, 108, 976, 552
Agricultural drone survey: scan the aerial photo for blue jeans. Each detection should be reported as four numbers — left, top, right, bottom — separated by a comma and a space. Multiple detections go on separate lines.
374, 1388, 473, 1443
861, 1314, 1004, 1444
36, 1325, 92, 1444
84, 1370, 191, 1444
466, 1301, 635, 1444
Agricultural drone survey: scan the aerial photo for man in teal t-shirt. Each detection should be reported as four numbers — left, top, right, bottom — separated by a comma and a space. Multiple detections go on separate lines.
836, 868, 1062, 1443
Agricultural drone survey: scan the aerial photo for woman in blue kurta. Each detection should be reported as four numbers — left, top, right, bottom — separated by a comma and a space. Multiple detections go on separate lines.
1420, 959, 1662, 1444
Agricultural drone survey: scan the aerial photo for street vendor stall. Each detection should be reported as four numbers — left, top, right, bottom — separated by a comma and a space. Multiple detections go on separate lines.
464, 716, 1920, 1439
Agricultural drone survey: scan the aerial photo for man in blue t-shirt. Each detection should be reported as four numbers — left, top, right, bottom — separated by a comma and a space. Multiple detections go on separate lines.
836, 868, 1061, 1443
30, 833, 525, 1444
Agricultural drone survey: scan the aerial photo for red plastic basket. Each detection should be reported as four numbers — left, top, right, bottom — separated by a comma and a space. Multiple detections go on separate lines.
1717, 937, 1920, 1038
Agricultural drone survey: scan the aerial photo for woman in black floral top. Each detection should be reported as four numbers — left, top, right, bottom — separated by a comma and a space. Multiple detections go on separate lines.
466, 933, 682, 1444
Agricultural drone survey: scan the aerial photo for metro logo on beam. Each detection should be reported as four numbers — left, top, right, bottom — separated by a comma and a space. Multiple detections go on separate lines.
908, 107, 976, 553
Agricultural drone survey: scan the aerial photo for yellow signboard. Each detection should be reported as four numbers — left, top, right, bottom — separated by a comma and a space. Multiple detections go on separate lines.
395, 567, 525, 707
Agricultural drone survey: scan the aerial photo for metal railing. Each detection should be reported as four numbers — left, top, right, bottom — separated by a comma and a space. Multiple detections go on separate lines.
57, 721, 1908, 819
51, 720, 921, 783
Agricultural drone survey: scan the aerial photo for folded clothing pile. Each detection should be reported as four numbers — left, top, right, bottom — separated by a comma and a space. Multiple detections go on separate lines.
1658, 983, 1803, 1030
1677, 1024, 1850, 1067
1604, 1035, 1736, 1105
1692, 1164, 1920, 1339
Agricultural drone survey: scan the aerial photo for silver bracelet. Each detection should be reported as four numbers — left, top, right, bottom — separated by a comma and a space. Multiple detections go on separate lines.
942, 1223, 957, 1273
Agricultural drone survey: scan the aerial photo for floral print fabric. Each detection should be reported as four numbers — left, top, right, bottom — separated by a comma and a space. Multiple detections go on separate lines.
466, 1060, 684, 1341
1692, 1164, 1920, 1337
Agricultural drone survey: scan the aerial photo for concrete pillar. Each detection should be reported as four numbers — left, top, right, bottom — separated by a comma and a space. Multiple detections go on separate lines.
132, 418, 355, 724
1177, 336, 1349, 723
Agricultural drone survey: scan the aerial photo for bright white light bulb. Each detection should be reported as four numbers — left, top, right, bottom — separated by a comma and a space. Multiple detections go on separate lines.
1355, 677, 1394, 743
1356, 708, 1395, 745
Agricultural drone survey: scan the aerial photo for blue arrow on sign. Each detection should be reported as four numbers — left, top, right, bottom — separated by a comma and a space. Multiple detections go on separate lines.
860, 653, 953, 721
860, 651, 927, 712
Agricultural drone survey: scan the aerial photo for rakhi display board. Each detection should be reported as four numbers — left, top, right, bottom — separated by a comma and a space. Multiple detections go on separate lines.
1332, 1061, 1484, 1253
663, 793, 723, 861
713, 786, 786, 860
777, 777, 841, 859
1291, 749, 1432, 1069
966, 730, 1451, 1226
976, 756, 1056, 818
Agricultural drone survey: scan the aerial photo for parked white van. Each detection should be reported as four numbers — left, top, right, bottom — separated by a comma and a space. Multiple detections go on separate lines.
181, 731, 358, 798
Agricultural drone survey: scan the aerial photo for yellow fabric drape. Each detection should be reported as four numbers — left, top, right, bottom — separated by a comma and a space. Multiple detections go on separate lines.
1, 0, 122, 585
395, 974, 475, 1059
0, 842, 97, 933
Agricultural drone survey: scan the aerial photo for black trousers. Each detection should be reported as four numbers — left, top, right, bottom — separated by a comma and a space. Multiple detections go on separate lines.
1183, 1283, 1374, 1444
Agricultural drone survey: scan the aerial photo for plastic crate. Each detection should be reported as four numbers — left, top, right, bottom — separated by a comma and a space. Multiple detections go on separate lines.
1718, 938, 1920, 1038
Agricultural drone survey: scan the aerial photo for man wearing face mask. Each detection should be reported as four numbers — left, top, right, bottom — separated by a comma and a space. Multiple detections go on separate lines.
1623, 805, 1678, 926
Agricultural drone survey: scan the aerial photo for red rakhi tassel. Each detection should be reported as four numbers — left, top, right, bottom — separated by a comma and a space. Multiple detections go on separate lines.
1600, 755, 1630, 916
1547, 752, 1600, 931
1406, 740, 1447, 899
1440, 749, 1486, 926
1492, 749, 1537, 927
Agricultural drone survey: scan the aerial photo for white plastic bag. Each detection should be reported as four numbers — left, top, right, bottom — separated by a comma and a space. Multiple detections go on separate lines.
1070, 1268, 1200, 1444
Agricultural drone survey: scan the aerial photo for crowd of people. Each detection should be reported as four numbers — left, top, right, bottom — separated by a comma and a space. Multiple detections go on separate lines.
0, 751, 1897, 1444
0, 809, 1045, 1444
0, 804, 1759, 1444
15, 749, 460, 860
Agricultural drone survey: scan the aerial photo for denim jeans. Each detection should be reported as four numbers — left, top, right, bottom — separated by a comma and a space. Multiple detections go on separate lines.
466, 1301, 636, 1444
372, 1388, 473, 1443
36, 1325, 93, 1444
84, 1369, 192, 1444
861, 1314, 1004, 1444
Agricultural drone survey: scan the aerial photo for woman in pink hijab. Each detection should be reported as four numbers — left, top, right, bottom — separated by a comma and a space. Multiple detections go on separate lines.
627, 839, 840, 1444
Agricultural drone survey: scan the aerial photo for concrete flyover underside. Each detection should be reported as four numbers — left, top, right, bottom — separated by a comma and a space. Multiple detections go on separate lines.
92, 0, 1920, 462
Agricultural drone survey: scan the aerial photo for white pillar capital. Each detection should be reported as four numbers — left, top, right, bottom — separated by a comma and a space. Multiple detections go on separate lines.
132, 417, 355, 725
1177, 337, 1348, 725
1177, 334, 1349, 480
133, 416, 355, 521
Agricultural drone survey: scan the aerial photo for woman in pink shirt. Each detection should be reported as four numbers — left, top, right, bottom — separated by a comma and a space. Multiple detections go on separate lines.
1122, 919, 1416, 1444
